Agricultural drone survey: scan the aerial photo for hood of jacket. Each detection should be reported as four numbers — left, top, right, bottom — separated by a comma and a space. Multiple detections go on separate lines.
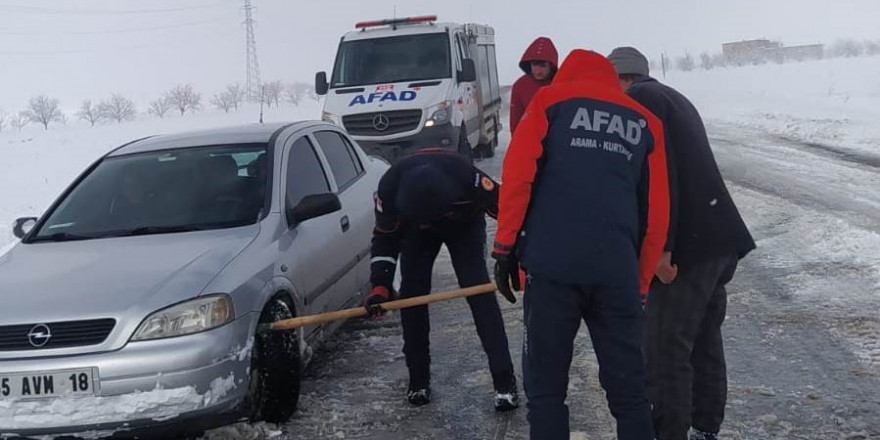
519, 37, 559, 75
552, 49, 621, 90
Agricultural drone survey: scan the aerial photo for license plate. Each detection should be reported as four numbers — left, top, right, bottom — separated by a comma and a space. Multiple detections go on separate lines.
1, 368, 97, 400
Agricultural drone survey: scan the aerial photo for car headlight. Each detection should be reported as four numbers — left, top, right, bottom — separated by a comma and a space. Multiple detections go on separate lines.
425, 101, 452, 127
131, 295, 234, 341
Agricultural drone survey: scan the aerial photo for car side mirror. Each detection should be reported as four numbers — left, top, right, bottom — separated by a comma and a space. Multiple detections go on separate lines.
315, 71, 329, 96
13, 217, 38, 239
458, 59, 477, 83
287, 193, 341, 227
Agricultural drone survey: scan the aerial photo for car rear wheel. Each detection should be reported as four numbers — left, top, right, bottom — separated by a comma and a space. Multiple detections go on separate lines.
247, 296, 301, 424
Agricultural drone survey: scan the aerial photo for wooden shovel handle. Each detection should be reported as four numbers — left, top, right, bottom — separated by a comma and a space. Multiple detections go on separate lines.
264, 282, 498, 332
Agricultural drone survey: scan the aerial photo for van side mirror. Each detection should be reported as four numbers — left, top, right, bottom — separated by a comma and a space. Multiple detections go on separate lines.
13, 217, 38, 239
286, 193, 341, 227
458, 59, 477, 83
315, 72, 329, 96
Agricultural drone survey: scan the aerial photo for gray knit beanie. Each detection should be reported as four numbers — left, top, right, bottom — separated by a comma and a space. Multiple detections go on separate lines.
607, 47, 650, 76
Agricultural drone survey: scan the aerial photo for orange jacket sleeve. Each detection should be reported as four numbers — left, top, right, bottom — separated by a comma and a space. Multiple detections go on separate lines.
637, 117, 671, 294
494, 91, 549, 255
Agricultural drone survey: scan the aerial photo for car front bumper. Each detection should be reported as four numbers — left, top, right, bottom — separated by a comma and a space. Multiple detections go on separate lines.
0, 313, 257, 438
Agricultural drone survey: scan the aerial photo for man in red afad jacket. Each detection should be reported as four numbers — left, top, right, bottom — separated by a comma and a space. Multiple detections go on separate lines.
493, 49, 670, 440
509, 37, 558, 134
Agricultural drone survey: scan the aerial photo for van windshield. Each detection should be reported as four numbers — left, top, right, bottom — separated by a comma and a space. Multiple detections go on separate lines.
331, 33, 451, 88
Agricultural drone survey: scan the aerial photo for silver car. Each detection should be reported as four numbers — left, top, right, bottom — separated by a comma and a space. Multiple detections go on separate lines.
0, 122, 388, 438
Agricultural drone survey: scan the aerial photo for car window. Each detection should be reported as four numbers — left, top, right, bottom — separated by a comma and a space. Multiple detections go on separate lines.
313, 131, 363, 191
287, 136, 331, 208
31, 144, 269, 241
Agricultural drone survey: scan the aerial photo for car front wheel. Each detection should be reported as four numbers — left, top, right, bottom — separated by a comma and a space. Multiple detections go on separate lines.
247, 296, 301, 423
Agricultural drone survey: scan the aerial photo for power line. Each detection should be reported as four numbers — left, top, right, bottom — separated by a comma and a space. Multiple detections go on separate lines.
0, 16, 236, 36
0, 0, 237, 15
0, 27, 240, 56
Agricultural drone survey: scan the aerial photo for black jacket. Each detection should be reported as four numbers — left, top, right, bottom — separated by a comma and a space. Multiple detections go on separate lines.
370, 149, 500, 289
627, 77, 755, 265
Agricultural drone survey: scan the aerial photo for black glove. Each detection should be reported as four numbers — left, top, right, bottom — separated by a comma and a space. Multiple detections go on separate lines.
364, 286, 394, 317
492, 252, 521, 304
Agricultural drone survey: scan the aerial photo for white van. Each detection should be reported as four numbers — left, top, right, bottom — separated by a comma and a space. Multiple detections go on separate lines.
315, 15, 502, 163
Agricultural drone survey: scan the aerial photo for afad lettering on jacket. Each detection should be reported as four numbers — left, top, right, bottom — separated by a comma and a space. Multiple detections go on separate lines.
569, 108, 647, 146
349, 91, 417, 106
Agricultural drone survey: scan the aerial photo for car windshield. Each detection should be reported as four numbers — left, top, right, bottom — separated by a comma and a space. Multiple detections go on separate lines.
330, 33, 451, 87
30, 144, 269, 242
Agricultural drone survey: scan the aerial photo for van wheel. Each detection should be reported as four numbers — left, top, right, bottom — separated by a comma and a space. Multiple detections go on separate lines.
457, 124, 474, 163
247, 296, 301, 424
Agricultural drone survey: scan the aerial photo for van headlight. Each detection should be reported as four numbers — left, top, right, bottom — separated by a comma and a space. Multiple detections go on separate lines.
425, 101, 452, 127
131, 295, 234, 341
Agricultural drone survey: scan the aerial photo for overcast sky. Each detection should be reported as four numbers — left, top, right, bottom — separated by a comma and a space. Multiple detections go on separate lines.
1, 0, 878, 111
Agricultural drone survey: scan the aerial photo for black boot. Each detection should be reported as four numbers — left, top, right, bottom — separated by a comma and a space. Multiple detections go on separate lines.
407, 370, 431, 406
492, 373, 520, 412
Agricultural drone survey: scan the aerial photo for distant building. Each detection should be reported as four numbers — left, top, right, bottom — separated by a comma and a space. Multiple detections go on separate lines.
722, 39, 782, 63
780, 44, 824, 61
721, 39, 823, 64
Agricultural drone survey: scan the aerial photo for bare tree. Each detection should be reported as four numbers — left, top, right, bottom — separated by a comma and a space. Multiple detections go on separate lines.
863, 39, 880, 56
263, 80, 284, 108
829, 39, 864, 58
699, 52, 713, 70
212, 91, 235, 113
285, 82, 311, 106
148, 97, 172, 119
98, 94, 137, 123
24, 95, 64, 130
227, 83, 246, 110
10, 112, 29, 132
0, 110, 7, 132
77, 100, 102, 127
676, 52, 695, 72
167, 84, 202, 116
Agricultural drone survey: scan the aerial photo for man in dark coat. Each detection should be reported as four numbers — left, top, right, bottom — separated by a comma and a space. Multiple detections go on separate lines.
608, 46, 757, 440
365, 148, 519, 411
509, 37, 558, 134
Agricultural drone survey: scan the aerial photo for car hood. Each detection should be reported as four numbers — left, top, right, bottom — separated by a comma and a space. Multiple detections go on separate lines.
0, 226, 259, 325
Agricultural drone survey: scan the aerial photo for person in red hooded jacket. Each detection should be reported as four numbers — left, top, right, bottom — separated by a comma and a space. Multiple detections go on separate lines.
509, 37, 558, 134
493, 49, 670, 440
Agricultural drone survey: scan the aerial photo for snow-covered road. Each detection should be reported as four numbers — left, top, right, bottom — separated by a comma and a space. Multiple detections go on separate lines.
200, 125, 880, 440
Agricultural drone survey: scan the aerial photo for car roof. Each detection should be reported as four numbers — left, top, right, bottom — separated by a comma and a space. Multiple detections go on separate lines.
108, 121, 330, 156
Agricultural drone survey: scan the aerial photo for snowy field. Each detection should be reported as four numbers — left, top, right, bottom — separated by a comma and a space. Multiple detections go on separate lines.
668, 55, 880, 157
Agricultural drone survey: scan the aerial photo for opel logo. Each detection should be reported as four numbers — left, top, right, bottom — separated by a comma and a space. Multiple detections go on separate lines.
372, 114, 391, 132
28, 324, 52, 348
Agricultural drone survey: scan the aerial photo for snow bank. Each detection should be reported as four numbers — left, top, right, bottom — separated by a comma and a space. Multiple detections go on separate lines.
0, 102, 322, 252
666, 56, 880, 156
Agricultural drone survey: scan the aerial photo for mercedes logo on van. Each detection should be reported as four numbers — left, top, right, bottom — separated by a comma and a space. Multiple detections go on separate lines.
28, 324, 52, 347
372, 114, 391, 132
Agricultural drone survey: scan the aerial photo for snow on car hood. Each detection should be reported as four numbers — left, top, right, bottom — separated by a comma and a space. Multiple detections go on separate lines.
0, 226, 258, 325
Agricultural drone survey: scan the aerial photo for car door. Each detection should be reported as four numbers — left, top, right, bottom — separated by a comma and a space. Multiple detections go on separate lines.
310, 130, 372, 310
279, 134, 349, 340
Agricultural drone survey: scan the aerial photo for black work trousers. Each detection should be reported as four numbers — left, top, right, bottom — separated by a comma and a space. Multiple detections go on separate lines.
398, 216, 515, 388
644, 254, 739, 440
522, 273, 654, 440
